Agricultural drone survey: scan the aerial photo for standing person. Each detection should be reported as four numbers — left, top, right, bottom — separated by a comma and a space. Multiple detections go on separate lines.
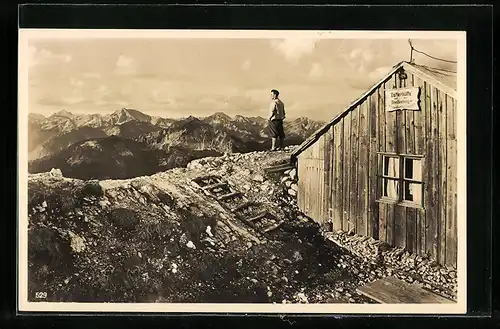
268, 89, 286, 151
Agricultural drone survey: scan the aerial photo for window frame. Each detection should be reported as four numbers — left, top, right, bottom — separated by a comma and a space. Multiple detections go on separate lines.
376, 152, 424, 209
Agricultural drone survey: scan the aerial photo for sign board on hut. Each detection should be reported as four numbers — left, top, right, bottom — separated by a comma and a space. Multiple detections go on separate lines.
385, 87, 420, 112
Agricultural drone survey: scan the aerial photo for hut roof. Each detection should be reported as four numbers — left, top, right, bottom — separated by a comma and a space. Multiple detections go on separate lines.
291, 61, 457, 159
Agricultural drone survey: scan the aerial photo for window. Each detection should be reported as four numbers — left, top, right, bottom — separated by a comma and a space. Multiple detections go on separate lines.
378, 153, 423, 207
403, 157, 423, 203
381, 155, 400, 200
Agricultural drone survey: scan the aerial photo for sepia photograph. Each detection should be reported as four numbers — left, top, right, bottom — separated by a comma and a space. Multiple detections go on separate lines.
17, 29, 467, 314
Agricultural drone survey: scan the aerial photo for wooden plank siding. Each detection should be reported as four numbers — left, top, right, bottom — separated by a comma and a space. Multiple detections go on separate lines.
349, 106, 360, 233
384, 76, 398, 246
394, 76, 407, 250
295, 69, 457, 267
439, 89, 448, 264
377, 83, 387, 241
323, 128, 333, 230
446, 96, 458, 268
358, 98, 369, 236
332, 122, 344, 231
426, 85, 440, 260
368, 91, 379, 239
414, 75, 427, 256
342, 114, 352, 231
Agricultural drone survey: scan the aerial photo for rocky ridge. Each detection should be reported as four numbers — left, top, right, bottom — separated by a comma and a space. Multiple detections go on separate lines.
29, 109, 324, 161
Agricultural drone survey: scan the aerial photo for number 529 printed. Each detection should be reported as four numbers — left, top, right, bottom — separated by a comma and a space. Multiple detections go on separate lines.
35, 292, 47, 299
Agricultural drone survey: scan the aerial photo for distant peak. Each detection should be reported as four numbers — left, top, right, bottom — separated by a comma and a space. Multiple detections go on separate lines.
114, 108, 132, 115
209, 112, 232, 120
51, 109, 73, 118
29, 113, 46, 119
111, 108, 151, 122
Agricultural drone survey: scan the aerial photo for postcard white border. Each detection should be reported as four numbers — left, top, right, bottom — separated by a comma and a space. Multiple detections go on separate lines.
18, 29, 467, 314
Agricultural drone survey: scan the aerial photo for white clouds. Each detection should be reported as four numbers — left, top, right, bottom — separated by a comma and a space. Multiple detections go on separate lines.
339, 40, 396, 75
61, 96, 85, 105
97, 85, 108, 93
308, 63, 324, 79
70, 78, 84, 87
242, 60, 251, 71
368, 66, 392, 80
95, 100, 129, 107
28, 45, 39, 67
27, 38, 457, 120
115, 55, 137, 75
39, 48, 72, 63
346, 48, 378, 73
116, 54, 134, 68
27, 45, 72, 67
270, 38, 317, 63
82, 73, 102, 79
149, 89, 178, 105
349, 48, 374, 63
151, 89, 161, 99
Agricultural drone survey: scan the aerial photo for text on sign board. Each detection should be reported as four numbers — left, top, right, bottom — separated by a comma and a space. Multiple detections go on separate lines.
385, 87, 420, 112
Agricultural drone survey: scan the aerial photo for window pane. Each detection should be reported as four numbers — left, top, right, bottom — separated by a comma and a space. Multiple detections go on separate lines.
405, 158, 422, 180
384, 156, 399, 178
383, 178, 400, 199
404, 182, 422, 204
405, 158, 413, 178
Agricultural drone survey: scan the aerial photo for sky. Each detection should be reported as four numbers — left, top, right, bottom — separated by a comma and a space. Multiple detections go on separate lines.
27, 35, 457, 121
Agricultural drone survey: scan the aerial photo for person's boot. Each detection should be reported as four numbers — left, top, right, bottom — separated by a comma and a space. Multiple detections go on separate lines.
279, 138, 284, 150
271, 138, 277, 151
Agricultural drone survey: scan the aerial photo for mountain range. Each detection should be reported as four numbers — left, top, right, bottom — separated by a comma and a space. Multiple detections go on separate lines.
28, 108, 324, 179
28, 135, 222, 180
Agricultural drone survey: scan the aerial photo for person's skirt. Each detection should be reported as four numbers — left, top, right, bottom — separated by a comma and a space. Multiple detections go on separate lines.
268, 119, 285, 138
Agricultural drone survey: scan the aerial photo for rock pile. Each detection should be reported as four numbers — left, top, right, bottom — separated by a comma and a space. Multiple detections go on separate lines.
281, 168, 298, 198
324, 230, 458, 300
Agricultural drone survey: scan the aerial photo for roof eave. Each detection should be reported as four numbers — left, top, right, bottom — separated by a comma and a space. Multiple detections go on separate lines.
402, 63, 457, 98
291, 62, 457, 159
291, 62, 406, 158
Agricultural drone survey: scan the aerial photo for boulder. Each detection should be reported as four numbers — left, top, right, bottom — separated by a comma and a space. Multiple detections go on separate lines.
296, 292, 308, 303
252, 174, 265, 182
68, 231, 86, 253
49, 168, 63, 177
186, 241, 197, 249
292, 251, 303, 262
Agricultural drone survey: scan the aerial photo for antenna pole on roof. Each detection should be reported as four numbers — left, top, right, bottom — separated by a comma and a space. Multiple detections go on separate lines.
408, 39, 414, 63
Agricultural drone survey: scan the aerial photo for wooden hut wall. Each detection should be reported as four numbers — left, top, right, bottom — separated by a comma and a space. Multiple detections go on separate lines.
297, 70, 457, 267
297, 132, 330, 227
